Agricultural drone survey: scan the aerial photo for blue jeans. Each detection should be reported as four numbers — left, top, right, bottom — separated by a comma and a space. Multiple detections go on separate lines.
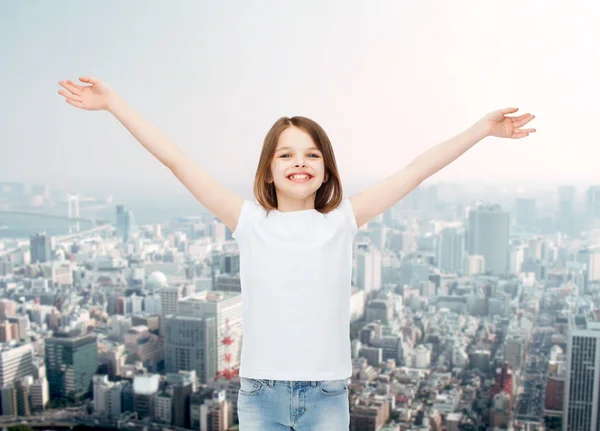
237, 377, 350, 430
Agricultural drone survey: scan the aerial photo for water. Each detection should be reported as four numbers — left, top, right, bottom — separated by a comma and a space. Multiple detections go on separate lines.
0, 201, 211, 240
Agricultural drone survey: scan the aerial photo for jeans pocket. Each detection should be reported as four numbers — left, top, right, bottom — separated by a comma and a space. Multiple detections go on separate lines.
239, 377, 266, 396
318, 379, 348, 396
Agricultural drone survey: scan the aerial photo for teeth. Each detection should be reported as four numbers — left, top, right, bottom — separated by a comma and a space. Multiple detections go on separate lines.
289, 175, 310, 180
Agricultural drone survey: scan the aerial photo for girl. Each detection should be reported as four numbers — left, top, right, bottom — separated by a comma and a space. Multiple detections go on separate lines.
58, 76, 535, 430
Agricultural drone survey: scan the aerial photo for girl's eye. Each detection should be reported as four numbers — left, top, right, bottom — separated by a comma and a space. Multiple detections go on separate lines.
281, 154, 320, 158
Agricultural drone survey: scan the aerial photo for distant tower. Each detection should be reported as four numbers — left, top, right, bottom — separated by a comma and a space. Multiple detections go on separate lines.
68, 195, 80, 233
467, 204, 510, 275
30, 233, 52, 264
116, 205, 139, 242
213, 317, 238, 381
437, 227, 466, 273
557, 185, 577, 236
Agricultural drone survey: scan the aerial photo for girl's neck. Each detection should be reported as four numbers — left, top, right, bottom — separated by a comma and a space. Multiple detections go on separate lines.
275, 195, 316, 213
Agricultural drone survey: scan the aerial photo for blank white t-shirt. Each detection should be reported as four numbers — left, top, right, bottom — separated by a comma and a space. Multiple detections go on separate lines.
231, 197, 358, 381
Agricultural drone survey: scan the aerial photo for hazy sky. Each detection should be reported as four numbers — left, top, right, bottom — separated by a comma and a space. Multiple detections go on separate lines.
1, 1, 599, 201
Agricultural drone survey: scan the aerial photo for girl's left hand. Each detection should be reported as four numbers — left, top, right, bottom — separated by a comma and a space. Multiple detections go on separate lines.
480, 107, 536, 139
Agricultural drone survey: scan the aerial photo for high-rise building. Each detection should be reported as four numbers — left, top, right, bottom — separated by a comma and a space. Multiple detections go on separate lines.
504, 334, 525, 370
172, 381, 193, 428
0, 343, 34, 388
30, 233, 52, 264
0, 386, 17, 416
437, 227, 465, 273
133, 374, 159, 420
585, 186, 600, 227
467, 205, 510, 275
154, 392, 172, 424
557, 185, 577, 235
160, 285, 184, 316
45, 330, 98, 401
356, 245, 382, 295
509, 244, 525, 275
0, 299, 16, 321
163, 315, 216, 384
92, 375, 122, 419
14, 377, 31, 417
563, 315, 600, 430
116, 205, 139, 242
29, 377, 49, 411
177, 291, 243, 379
576, 247, 600, 287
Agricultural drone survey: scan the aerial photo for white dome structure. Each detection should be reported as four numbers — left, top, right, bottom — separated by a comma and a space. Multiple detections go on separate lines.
133, 374, 160, 395
146, 271, 168, 288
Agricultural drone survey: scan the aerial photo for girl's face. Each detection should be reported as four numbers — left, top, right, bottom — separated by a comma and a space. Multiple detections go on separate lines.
269, 126, 327, 200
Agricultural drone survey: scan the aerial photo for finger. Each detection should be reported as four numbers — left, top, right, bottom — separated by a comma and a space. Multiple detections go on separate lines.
511, 113, 530, 122
513, 131, 529, 139
65, 98, 84, 109
58, 89, 82, 103
513, 115, 535, 128
58, 81, 82, 96
519, 128, 536, 133
79, 76, 99, 85
66, 79, 83, 91
500, 107, 519, 114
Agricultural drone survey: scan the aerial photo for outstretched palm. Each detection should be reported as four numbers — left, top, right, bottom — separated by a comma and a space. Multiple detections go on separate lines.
57, 76, 115, 111
482, 107, 536, 139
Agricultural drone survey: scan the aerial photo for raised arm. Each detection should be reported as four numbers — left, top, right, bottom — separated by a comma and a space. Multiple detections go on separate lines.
349, 107, 536, 229
57, 76, 244, 232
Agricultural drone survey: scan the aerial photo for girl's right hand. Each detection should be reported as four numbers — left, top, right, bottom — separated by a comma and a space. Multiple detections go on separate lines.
58, 76, 117, 111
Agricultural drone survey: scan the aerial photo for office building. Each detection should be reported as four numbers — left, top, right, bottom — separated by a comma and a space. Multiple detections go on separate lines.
45, 330, 98, 401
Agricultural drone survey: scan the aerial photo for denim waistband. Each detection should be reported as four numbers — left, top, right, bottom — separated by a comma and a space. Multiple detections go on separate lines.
248, 379, 321, 388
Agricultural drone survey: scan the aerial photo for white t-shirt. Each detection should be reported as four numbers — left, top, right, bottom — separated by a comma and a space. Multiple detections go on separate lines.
231, 197, 358, 381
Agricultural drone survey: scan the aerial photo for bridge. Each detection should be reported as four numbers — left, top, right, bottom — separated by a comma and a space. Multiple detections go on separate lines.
0, 210, 110, 225
0, 224, 116, 259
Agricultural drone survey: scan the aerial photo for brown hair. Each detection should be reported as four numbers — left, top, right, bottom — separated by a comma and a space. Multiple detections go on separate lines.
253, 116, 343, 214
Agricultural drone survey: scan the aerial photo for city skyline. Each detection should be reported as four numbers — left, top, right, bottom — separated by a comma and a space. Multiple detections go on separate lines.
2, 1, 599, 198
2, 1, 600, 423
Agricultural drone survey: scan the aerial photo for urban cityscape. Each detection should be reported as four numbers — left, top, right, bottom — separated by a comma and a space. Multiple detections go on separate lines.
0, 180, 599, 430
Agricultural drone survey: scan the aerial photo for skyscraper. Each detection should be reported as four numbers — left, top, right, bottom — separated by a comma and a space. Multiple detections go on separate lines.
564, 315, 600, 430
45, 330, 98, 401
0, 343, 34, 388
116, 204, 139, 242
29, 233, 52, 264
356, 244, 382, 295
557, 185, 577, 235
437, 227, 465, 273
585, 186, 600, 228
163, 315, 217, 384
467, 205, 510, 275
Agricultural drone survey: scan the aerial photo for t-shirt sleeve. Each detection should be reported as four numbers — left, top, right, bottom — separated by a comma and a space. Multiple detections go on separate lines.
341, 197, 359, 236
231, 200, 257, 243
